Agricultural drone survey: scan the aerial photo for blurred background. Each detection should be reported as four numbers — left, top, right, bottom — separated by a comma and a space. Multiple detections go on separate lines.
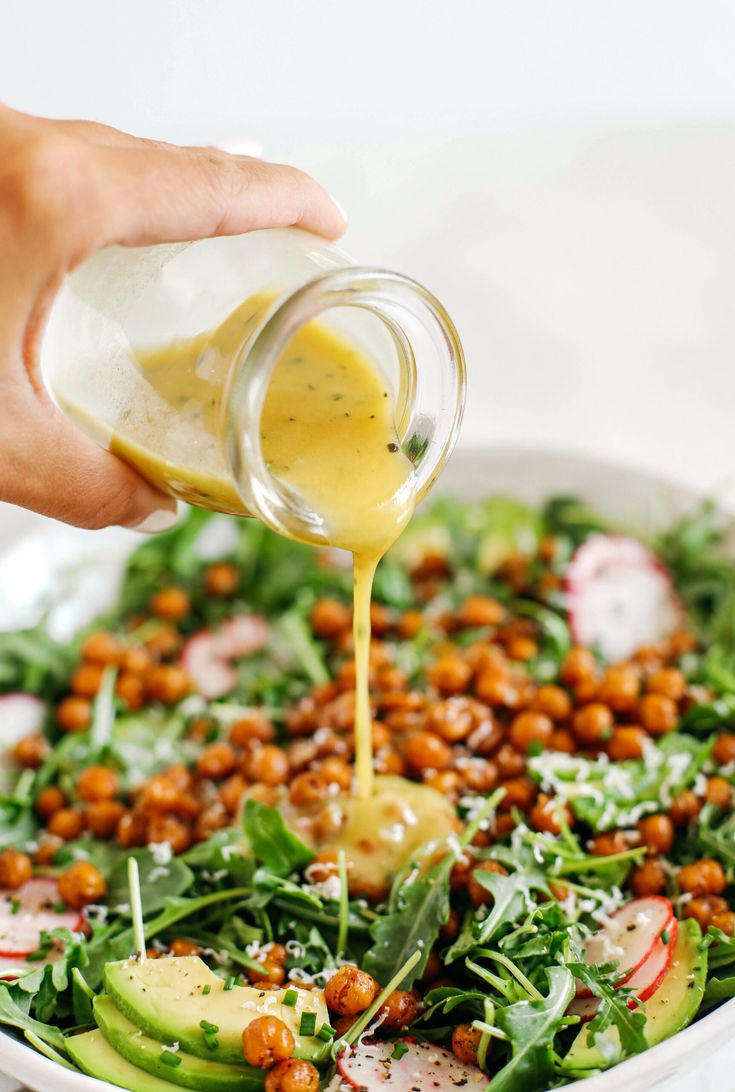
4, 0, 735, 500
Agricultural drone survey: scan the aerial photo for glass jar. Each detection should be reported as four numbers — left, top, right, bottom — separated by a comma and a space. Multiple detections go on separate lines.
41, 228, 465, 546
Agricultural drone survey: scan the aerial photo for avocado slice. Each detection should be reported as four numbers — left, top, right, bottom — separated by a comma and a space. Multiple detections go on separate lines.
94, 995, 262, 1090
67, 1029, 181, 1092
104, 956, 330, 1065
565, 918, 707, 1070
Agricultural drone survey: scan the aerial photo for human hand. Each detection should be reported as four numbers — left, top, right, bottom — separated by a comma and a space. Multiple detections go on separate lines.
0, 103, 346, 531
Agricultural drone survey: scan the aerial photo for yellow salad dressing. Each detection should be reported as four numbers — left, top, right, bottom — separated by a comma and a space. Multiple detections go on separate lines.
88, 296, 420, 809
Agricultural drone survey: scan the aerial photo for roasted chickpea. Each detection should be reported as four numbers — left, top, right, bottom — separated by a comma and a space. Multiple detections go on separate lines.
0, 849, 32, 889
629, 857, 667, 896
115, 671, 146, 710
498, 777, 537, 812
638, 693, 678, 736
475, 666, 519, 708
219, 774, 247, 816
495, 744, 526, 779
426, 769, 462, 798
230, 715, 275, 747
145, 816, 191, 855
403, 731, 452, 773
264, 1059, 320, 1092
377, 989, 420, 1032
144, 625, 183, 660
197, 742, 237, 781
33, 834, 63, 866
77, 764, 119, 802
138, 774, 180, 813
116, 810, 147, 848
57, 861, 106, 908
428, 656, 472, 696
150, 587, 190, 621
168, 938, 201, 957
146, 664, 191, 704
458, 759, 498, 794
532, 685, 572, 722
398, 609, 424, 639
506, 636, 538, 662
455, 595, 505, 629
530, 793, 573, 835
706, 777, 732, 809
85, 800, 126, 838
678, 858, 726, 896
324, 964, 379, 1016
560, 647, 597, 686
597, 664, 640, 713
684, 895, 728, 929
81, 630, 121, 664
589, 831, 629, 856
451, 1023, 484, 1067
637, 814, 674, 855
47, 807, 85, 841
318, 756, 352, 790
710, 911, 735, 936
119, 645, 153, 675
70, 662, 104, 698
246, 745, 290, 786
242, 1015, 295, 1068
572, 703, 613, 744
310, 598, 351, 638
468, 859, 509, 907
246, 959, 286, 986
646, 667, 685, 701
204, 563, 239, 597
56, 695, 92, 732
549, 728, 576, 754
608, 725, 647, 762
12, 733, 49, 769
36, 785, 66, 819
440, 908, 461, 943
508, 711, 553, 753
669, 789, 702, 827
713, 733, 735, 766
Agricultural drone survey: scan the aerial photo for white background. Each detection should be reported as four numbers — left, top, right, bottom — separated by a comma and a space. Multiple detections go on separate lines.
2, 3, 735, 1089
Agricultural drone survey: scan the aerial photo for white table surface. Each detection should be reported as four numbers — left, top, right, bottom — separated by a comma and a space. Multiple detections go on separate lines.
2, 124, 735, 1090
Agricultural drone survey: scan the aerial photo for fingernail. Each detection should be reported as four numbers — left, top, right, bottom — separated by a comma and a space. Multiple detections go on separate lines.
129, 507, 179, 534
329, 193, 348, 225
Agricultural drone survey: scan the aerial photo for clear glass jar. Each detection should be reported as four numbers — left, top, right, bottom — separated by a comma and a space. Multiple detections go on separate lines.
41, 228, 465, 545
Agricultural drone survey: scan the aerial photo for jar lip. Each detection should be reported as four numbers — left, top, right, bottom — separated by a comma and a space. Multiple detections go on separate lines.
224, 265, 466, 545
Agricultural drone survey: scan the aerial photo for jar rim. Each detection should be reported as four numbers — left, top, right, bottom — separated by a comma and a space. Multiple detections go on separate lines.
224, 265, 466, 545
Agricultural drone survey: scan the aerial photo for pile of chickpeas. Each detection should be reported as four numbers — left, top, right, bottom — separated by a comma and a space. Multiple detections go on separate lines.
3, 543, 735, 1085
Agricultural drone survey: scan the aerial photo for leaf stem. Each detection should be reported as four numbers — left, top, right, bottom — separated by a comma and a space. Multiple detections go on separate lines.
336, 950, 421, 1053
336, 850, 349, 960
128, 857, 146, 959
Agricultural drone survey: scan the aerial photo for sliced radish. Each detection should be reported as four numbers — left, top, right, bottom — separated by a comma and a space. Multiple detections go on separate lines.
0, 878, 84, 957
337, 1039, 484, 1089
0, 950, 61, 979
182, 615, 270, 699
0, 694, 45, 752
567, 995, 600, 1023
578, 896, 675, 996
565, 534, 681, 662
623, 917, 678, 1004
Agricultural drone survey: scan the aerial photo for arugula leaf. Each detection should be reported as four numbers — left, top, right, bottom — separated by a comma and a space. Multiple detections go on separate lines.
491, 965, 575, 1092
363, 848, 455, 988
106, 849, 194, 915
0, 984, 67, 1050
567, 960, 648, 1060
446, 869, 530, 961
242, 800, 313, 877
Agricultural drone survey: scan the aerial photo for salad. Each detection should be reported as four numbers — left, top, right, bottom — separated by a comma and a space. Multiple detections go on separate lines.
1, 494, 735, 1092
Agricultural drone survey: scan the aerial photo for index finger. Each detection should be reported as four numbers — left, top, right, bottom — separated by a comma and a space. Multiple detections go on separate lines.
94, 144, 347, 246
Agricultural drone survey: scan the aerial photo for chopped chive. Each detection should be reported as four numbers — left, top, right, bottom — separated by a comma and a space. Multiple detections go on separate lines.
661, 928, 670, 945
199, 1020, 219, 1033
299, 1012, 317, 1037
527, 740, 543, 758
202, 985, 211, 995
316, 1023, 335, 1042
283, 988, 298, 1007
53, 899, 67, 914
392, 1042, 409, 1060
10, 898, 20, 915
160, 1052, 182, 1068
224, 976, 236, 991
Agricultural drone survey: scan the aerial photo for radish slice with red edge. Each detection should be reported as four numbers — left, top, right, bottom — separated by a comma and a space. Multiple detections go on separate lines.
0, 878, 84, 957
577, 895, 675, 997
567, 995, 600, 1023
0, 694, 45, 751
565, 534, 681, 662
182, 615, 271, 699
337, 1038, 484, 1089
623, 917, 678, 1004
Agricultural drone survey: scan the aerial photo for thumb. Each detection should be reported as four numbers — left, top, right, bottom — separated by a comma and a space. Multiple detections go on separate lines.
2, 397, 178, 531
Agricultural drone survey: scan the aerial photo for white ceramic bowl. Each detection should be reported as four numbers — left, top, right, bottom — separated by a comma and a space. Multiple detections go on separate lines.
0, 444, 733, 1092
